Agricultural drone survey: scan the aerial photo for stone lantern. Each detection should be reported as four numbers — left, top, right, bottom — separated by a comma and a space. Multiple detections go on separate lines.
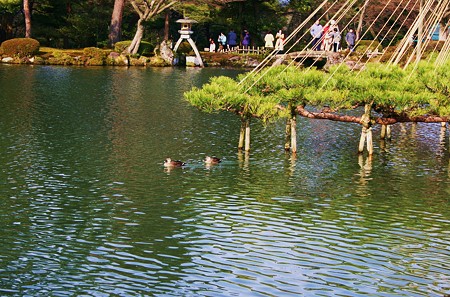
173, 17, 204, 67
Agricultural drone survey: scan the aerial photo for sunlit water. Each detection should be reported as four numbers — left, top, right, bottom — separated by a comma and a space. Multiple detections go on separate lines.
0, 64, 449, 297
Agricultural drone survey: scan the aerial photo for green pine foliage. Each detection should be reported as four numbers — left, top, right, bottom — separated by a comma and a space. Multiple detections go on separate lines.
185, 60, 450, 126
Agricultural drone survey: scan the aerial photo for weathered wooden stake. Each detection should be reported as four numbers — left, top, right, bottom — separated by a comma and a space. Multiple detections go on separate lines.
386, 125, 392, 140
238, 150, 250, 169
245, 119, 251, 151
440, 122, 447, 146
380, 124, 387, 139
359, 103, 373, 155
367, 127, 373, 155
238, 118, 245, 150
359, 127, 367, 153
284, 118, 291, 151
291, 116, 297, 154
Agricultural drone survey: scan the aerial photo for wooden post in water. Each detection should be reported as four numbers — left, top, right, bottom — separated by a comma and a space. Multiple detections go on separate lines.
367, 127, 373, 155
380, 125, 387, 140
291, 116, 297, 154
358, 103, 373, 155
238, 118, 246, 150
285, 118, 291, 151
440, 122, 447, 146
245, 119, 251, 151
381, 124, 392, 141
359, 127, 368, 153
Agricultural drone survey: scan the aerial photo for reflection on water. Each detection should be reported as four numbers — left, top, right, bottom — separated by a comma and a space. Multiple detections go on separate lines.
0, 65, 449, 296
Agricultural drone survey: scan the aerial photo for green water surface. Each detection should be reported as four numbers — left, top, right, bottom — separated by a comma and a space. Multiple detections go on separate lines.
0, 64, 449, 297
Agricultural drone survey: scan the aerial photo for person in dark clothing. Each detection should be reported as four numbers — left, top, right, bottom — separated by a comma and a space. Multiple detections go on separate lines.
345, 29, 357, 52
227, 29, 238, 50
242, 30, 250, 49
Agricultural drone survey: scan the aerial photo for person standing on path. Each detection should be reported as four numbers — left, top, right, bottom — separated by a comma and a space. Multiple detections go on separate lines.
209, 38, 216, 52
227, 29, 238, 51
332, 28, 341, 52
217, 32, 227, 52
345, 29, 356, 52
310, 20, 323, 50
264, 31, 275, 49
275, 30, 285, 51
242, 30, 251, 49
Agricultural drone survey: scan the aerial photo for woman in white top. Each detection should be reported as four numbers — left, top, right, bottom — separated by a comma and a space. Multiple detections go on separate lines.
209, 38, 216, 52
264, 31, 274, 48
275, 30, 284, 51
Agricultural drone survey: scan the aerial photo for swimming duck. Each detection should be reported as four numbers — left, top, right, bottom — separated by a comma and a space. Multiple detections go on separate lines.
204, 156, 221, 164
164, 157, 186, 167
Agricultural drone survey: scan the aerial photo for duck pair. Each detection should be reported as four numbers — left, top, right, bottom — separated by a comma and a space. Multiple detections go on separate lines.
164, 156, 221, 167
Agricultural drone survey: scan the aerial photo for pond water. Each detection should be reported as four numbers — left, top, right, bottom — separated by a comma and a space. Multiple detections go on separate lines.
0, 64, 449, 297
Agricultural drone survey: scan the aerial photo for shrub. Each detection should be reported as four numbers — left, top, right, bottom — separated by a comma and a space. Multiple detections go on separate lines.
49, 51, 75, 65
83, 47, 107, 65
0, 38, 40, 57
114, 41, 131, 53
83, 47, 107, 59
355, 40, 382, 53
114, 40, 155, 56
177, 41, 193, 54
138, 41, 155, 56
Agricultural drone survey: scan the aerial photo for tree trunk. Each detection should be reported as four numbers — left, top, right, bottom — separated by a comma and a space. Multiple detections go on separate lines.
23, 0, 32, 38
439, 19, 449, 41
297, 105, 450, 125
164, 10, 170, 41
109, 0, 125, 47
128, 0, 177, 55
128, 19, 145, 54
416, 0, 424, 64
356, 0, 369, 40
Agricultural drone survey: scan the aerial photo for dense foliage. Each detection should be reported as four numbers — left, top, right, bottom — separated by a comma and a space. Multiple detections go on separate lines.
0, 0, 424, 50
0, 37, 39, 56
185, 61, 450, 123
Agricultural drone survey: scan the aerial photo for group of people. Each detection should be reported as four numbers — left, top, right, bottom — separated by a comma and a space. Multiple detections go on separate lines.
264, 30, 285, 51
208, 28, 285, 53
310, 19, 357, 52
209, 29, 251, 53
208, 21, 358, 54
